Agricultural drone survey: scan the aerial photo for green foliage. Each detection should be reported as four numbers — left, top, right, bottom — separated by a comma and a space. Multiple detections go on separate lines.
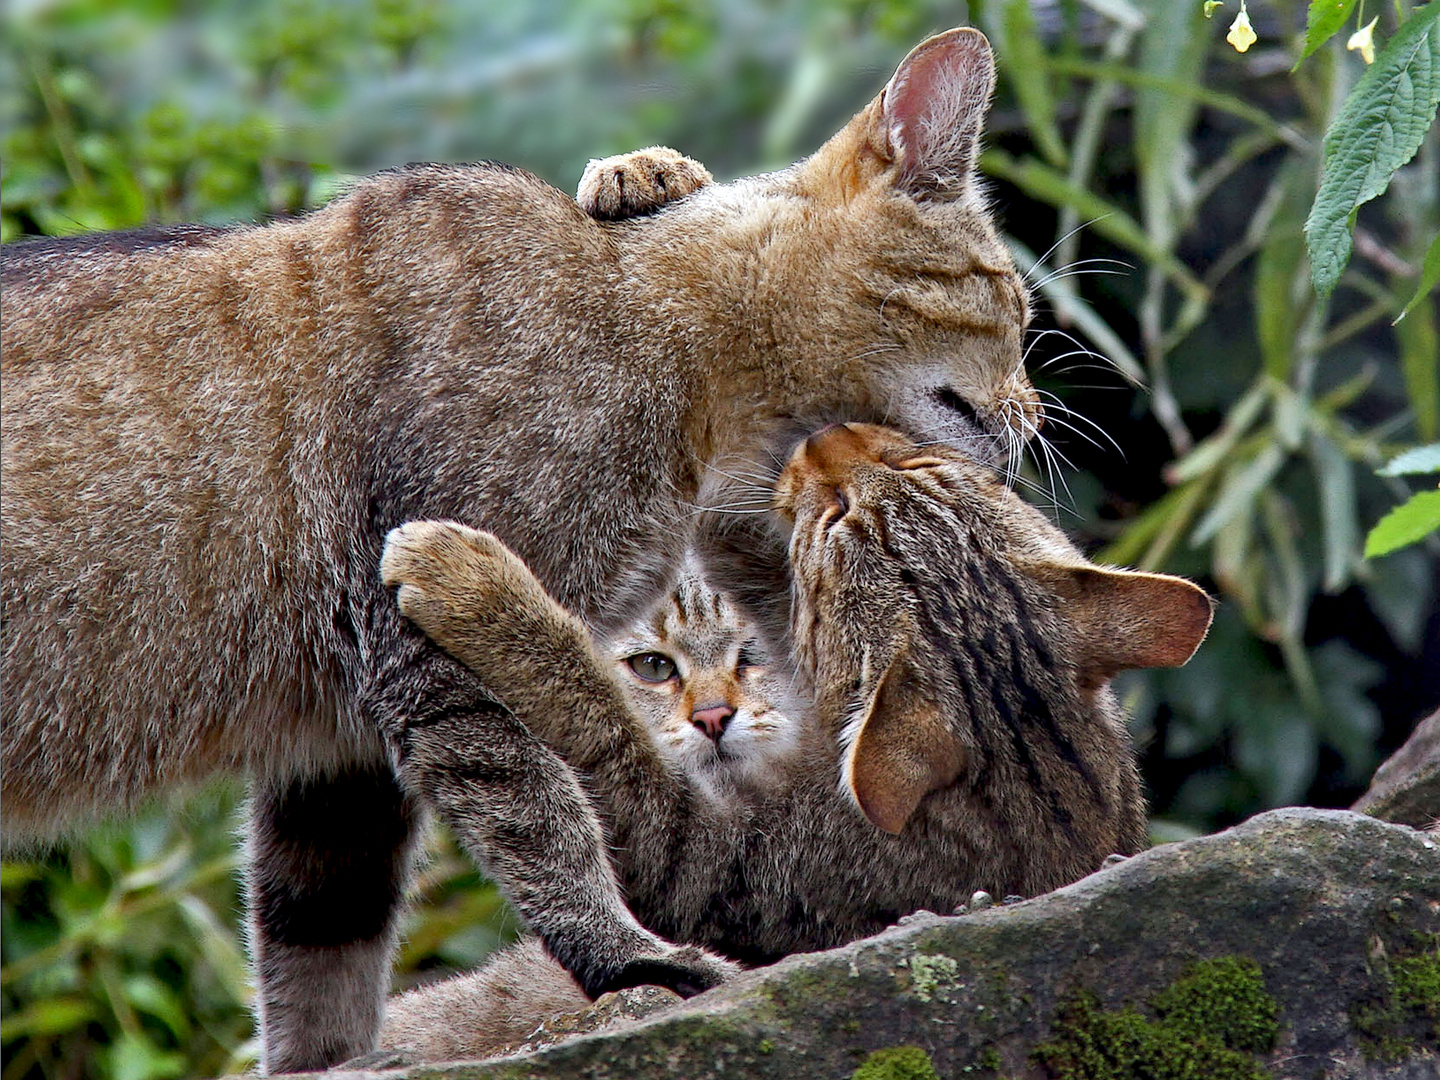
1365, 490, 1440, 556
851, 1045, 941, 1080
1351, 933, 1440, 1060
1365, 443, 1440, 557
1378, 443, 1440, 475
1298, 1, 1362, 66
1, 788, 254, 1080
1304, 2, 1440, 298
1003, 0, 1436, 828
1, 791, 516, 1080
1033, 957, 1278, 1080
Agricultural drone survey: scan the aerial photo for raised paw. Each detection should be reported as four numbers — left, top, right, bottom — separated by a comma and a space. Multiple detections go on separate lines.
380, 520, 558, 659
584, 944, 740, 1001
577, 146, 713, 220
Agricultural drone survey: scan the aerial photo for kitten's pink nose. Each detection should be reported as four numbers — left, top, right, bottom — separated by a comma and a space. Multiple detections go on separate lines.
691, 703, 735, 741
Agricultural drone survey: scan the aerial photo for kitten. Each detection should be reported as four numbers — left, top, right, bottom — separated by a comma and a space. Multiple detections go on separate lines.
384, 564, 798, 1063
3, 28, 1031, 1071
380, 424, 1212, 967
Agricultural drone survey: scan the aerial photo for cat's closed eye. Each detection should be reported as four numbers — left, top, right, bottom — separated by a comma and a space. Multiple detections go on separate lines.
626, 652, 678, 683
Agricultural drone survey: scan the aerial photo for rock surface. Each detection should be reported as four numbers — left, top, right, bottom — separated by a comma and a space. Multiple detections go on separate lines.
321, 809, 1439, 1080
1353, 708, 1440, 830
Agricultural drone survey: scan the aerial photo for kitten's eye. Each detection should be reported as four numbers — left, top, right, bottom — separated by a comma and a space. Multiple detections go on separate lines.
736, 644, 763, 673
626, 652, 678, 683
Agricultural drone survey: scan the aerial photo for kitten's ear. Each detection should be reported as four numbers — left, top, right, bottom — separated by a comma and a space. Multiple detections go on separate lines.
1058, 566, 1214, 679
844, 647, 966, 834
878, 27, 996, 198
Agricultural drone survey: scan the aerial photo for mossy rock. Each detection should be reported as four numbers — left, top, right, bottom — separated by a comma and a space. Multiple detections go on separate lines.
315, 809, 1439, 1080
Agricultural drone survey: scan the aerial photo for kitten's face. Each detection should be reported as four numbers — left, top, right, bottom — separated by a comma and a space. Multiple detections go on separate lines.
606, 569, 800, 800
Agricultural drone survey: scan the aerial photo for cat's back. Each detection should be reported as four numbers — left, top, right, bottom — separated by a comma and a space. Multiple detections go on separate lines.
2, 162, 615, 350
0, 162, 627, 838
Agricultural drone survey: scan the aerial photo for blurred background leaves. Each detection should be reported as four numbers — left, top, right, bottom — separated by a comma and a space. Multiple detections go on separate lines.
2, 0, 1437, 1077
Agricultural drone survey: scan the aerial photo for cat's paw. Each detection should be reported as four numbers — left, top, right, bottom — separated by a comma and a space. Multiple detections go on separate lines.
577, 146, 713, 220
381, 520, 554, 647
585, 944, 739, 1001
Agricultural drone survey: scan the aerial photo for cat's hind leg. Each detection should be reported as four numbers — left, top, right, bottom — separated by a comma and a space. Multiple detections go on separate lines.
577, 146, 713, 219
247, 762, 420, 1074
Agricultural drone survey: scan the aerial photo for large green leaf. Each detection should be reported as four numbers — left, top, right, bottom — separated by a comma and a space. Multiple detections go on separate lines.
1364, 488, 1440, 556
1310, 430, 1358, 592
1191, 443, 1287, 547
1295, 0, 1362, 68
1306, 3, 1440, 297
1133, 0, 1206, 245
1254, 163, 1313, 382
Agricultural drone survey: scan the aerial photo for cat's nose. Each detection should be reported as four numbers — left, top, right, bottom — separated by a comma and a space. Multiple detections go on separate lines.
691, 703, 735, 741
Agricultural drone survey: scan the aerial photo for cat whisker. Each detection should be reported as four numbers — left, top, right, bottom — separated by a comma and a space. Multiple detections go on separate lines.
1030, 260, 1132, 291
1027, 214, 1115, 273
1032, 390, 1125, 459
846, 342, 905, 364
1031, 349, 1111, 374
687, 505, 775, 517
1016, 411, 1080, 517
1024, 331, 1109, 370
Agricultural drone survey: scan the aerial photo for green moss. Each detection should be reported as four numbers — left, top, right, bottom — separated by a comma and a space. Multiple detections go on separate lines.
1352, 933, 1440, 1061
757, 1038, 776, 1055
1393, 952, 1440, 1019
1032, 956, 1279, 1080
851, 1045, 940, 1080
1151, 955, 1278, 1052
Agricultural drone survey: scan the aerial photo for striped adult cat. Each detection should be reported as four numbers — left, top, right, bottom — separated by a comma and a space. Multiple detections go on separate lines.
2, 28, 1032, 1071
379, 425, 1213, 991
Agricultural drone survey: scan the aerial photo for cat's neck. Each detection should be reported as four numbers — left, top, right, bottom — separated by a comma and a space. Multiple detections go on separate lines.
612, 179, 816, 467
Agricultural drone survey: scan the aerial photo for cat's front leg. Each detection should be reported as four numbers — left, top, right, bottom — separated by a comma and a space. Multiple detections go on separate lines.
360, 618, 737, 1004
379, 520, 618, 750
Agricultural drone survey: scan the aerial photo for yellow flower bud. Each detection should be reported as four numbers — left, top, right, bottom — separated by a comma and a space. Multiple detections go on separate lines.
1227, 9, 1257, 53
1203, 1, 1224, 17
1347, 17, 1378, 65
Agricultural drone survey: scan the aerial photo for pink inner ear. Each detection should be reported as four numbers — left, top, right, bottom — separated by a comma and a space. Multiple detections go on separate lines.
884, 29, 996, 192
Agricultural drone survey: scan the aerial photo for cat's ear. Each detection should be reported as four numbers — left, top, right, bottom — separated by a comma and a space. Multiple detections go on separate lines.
877, 27, 996, 199
843, 647, 966, 834
1058, 566, 1214, 679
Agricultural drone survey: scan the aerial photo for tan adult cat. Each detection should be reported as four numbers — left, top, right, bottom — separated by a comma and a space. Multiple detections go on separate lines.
1, 28, 1033, 1073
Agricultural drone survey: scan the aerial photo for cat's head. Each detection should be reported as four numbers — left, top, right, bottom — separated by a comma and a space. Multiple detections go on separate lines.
774, 423, 1214, 834
604, 561, 802, 801
671, 29, 1036, 468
